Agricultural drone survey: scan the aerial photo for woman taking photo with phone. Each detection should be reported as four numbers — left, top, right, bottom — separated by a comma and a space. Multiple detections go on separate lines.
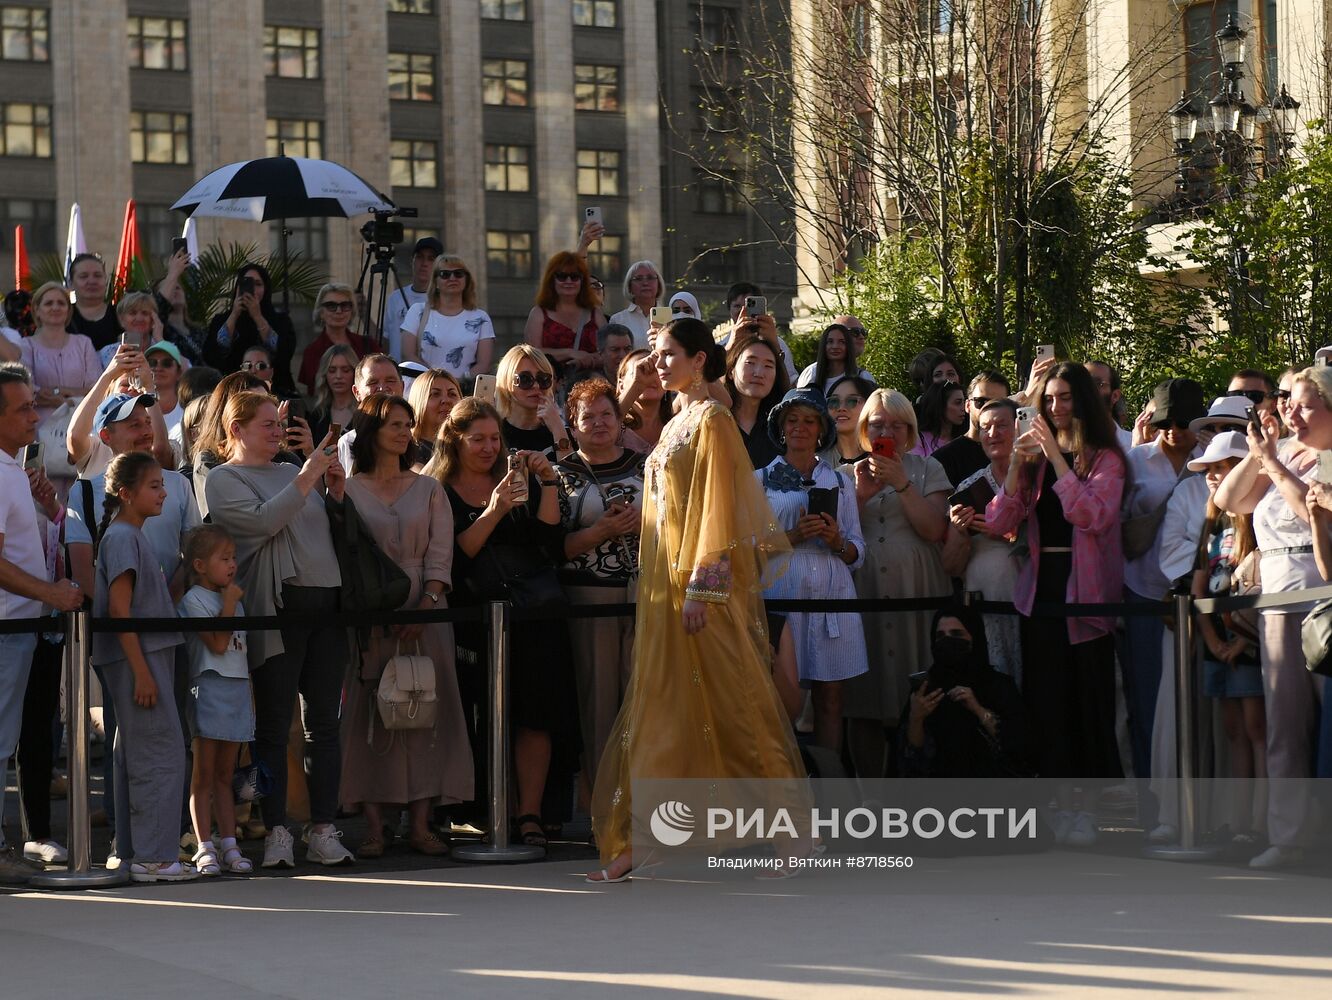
204, 263, 296, 394
757, 387, 867, 753
985, 361, 1126, 848
844, 389, 950, 781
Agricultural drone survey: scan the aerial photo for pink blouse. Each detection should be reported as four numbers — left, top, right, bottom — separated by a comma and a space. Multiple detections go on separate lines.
18, 333, 103, 422
986, 448, 1126, 644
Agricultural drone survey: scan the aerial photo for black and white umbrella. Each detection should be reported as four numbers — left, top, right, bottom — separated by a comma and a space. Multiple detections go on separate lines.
171, 155, 392, 221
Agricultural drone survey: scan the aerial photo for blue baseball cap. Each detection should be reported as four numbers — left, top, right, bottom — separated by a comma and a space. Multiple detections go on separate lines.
93, 393, 156, 434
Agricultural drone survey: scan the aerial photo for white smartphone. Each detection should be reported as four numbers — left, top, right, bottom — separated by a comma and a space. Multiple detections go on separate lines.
1017, 406, 1037, 437
744, 295, 767, 317
474, 373, 497, 407
649, 305, 673, 326
1319, 450, 1332, 484
584, 206, 603, 228
1035, 344, 1055, 364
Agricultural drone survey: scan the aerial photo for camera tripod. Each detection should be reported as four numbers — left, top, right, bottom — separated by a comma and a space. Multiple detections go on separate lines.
355, 241, 408, 355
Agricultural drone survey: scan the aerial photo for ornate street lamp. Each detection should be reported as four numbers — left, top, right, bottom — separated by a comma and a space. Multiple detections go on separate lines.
1168, 91, 1198, 146
1216, 14, 1247, 76
1209, 88, 1245, 135
1271, 84, 1301, 144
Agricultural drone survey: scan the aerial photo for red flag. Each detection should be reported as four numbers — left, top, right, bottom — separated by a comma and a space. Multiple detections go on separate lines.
13, 225, 29, 290
113, 200, 141, 299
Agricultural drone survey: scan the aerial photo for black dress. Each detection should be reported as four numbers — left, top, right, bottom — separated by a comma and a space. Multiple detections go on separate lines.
1020, 459, 1122, 781
446, 481, 581, 820
204, 309, 297, 394
502, 419, 556, 455
69, 307, 122, 352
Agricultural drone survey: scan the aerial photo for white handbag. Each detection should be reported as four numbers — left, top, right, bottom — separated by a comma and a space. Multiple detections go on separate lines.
375, 641, 437, 733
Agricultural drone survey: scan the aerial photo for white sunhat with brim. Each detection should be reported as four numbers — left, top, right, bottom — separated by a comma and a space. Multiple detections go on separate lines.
1187, 429, 1250, 472
1188, 395, 1251, 434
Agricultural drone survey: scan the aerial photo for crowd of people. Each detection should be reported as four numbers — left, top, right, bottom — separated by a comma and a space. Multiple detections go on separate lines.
1, 230, 1330, 886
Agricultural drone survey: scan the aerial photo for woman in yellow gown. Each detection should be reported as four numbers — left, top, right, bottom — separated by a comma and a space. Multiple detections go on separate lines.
588, 318, 807, 881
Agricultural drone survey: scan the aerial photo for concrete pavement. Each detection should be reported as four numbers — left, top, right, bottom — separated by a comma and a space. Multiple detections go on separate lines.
2, 849, 1331, 998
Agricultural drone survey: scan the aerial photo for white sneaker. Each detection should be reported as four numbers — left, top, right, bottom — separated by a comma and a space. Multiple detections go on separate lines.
305, 826, 355, 866
23, 839, 68, 865
1249, 845, 1304, 869
1051, 810, 1075, 845
1065, 811, 1099, 847
1147, 823, 1178, 845
262, 825, 296, 869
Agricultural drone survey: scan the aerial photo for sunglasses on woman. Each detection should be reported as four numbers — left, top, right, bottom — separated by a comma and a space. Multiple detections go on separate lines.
321, 301, 354, 312
435, 269, 467, 280
828, 394, 863, 410
513, 371, 554, 390
553, 272, 583, 283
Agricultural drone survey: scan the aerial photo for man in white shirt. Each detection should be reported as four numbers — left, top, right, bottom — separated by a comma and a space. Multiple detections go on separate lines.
0, 364, 82, 883
337, 354, 405, 471
380, 237, 442, 360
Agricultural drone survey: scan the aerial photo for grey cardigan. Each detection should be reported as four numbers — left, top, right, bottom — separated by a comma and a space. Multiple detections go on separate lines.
204, 462, 342, 668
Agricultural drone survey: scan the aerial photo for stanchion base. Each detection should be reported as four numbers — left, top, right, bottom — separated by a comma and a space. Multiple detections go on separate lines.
1142, 844, 1226, 862
451, 843, 546, 863
28, 867, 130, 890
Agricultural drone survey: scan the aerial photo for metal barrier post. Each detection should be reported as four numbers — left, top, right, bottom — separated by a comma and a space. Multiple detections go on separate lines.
452, 601, 544, 863
1144, 594, 1222, 861
31, 611, 129, 888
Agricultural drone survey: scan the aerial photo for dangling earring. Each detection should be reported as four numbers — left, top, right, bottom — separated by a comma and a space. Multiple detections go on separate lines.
691, 370, 703, 390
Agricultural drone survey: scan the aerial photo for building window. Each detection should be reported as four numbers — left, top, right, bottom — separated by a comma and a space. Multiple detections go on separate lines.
127, 16, 187, 71
130, 111, 190, 165
693, 246, 743, 287
264, 26, 320, 79
484, 144, 531, 192
267, 118, 322, 158
389, 0, 434, 12
391, 139, 438, 188
1184, 1, 1239, 111
271, 217, 328, 261
482, 59, 529, 107
137, 204, 178, 259
388, 52, 436, 101
573, 1, 617, 27
2, 6, 49, 62
0, 102, 51, 157
694, 172, 743, 214
486, 230, 533, 278
481, 0, 527, 19
574, 64, 620, 112
576, 149, 620, 196
694, 5, 739, 50
586, 234, 622, 279
0, 197, 56, 252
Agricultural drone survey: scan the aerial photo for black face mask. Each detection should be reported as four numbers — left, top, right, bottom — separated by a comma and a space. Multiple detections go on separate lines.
931, 636, 972, 671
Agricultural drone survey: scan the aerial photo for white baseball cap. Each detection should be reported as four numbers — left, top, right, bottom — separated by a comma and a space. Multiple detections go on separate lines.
1186, 429, 1249, 472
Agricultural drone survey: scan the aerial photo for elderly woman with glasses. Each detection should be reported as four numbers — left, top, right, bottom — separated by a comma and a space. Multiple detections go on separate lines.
844, 389, 951, 780
402, 256, 495, 381
609, 260, 665, 349
299, 283, 372, 396
523, 252, 607, 376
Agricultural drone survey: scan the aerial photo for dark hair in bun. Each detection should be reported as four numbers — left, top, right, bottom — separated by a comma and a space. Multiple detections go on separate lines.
664, 317, 726, 382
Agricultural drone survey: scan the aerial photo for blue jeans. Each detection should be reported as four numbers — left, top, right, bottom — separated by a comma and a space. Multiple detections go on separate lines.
0, 633, 39, 759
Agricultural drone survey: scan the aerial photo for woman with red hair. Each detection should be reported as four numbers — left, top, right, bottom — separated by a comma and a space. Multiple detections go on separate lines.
522, 252, 607, 376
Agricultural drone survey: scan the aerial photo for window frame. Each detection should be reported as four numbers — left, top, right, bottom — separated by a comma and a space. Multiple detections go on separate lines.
263, 24, 321, 80
480, 0, 528, 20
1, 5, 49, 62
390, 138, 439, 188
129, 110, 191, 165
0, 196, 56, 252
486, 229, 534, 279
388, 51, 438, 102
266, 117, 323, 159
576, 148, 621, 196
482, 58, 530, 107
586, 234, 623, 279
574, 63, 621, 113
484, 143, 532, 192
0, 101, 52, 158
127, 15, 188, 71
572, 0, 617, 28
388, 0, 435, 13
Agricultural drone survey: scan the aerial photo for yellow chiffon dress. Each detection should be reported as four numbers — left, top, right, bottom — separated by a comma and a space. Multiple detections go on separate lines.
591, 400, 808, 863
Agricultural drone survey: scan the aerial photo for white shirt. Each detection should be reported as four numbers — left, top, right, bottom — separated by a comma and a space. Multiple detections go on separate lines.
0, 448, 46, 620
381, 285, 429, 360
1116, 425, 1133, 451
1123, 439, 1200, 598
0, 324, 21, 347
337, 428, 357, 474
400, 304, 495, 378
609, 306, 651, 350
179, 585, 250, 680
1157, 475, 1210, 585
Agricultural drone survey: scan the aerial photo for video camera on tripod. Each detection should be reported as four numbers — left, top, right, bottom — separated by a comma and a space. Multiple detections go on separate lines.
360, 206, 418, 258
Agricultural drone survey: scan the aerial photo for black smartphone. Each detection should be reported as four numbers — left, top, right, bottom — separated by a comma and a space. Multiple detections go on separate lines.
908, 670, 930, 692
240, 275, 256, 296
285, 397, 306, 429
1246, 405, 1263, 436
171, 236, 188, 255
947, 478, 996, 516
807, 486, 839, 520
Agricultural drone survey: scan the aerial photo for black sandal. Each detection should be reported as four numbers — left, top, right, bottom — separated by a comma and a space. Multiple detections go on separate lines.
513, 814, 547, 847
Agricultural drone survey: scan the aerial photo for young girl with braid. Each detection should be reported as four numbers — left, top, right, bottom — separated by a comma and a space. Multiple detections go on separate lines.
91, 452, 194, 882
